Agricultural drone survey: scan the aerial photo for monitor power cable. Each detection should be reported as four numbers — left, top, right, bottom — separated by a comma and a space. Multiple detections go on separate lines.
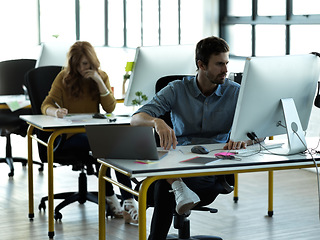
248, 130, 320, 220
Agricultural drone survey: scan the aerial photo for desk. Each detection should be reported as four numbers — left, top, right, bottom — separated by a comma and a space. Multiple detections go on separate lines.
97, 141, 320, 240
20, 114, 131, 239
0, 94, 31, 110
0, 95, 32, 176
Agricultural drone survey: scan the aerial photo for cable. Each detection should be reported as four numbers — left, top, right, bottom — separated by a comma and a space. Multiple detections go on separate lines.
247, 131, 297, 157
250, 129, 320, 220
292, 129, 320, 221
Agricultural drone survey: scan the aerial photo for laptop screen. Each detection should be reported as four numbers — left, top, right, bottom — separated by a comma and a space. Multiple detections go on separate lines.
85, 125, 164, 160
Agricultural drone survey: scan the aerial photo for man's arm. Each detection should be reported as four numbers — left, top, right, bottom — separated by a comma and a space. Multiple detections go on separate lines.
131, 112, 178, 150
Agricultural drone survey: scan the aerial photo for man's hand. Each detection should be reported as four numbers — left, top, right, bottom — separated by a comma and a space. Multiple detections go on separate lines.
223, 140, 247, 150
154, 118, 178, 150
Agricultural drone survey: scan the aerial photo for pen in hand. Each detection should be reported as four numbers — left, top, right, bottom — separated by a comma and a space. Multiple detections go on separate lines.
53, 101, 68, 118
54, 101, 61, 109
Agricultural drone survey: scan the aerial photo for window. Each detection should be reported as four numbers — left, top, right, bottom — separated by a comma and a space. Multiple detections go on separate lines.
160, 0, 179, 45
227, 0, 252, 16
293, 0, 320, 15
39, 0, 76, 42
108, 0, 124, 47
126, 0, 142, 48
37, 0, 202, 48
220, 0, 320, 57
255, 25, 286, 56
0, 0, 38, 60
0, 0, 204, 98
257, 0, 285, 16
79, 0, 105, 46
142, 0, 160, 46
290, 25, 320, 54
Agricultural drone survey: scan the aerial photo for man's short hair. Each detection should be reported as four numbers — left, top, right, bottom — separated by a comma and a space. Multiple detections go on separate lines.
195, 36, 229, 70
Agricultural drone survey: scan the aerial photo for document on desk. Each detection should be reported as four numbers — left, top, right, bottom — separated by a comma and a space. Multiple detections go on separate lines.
180, 157, 220, 165
0, 95, 30, 111
64, 114, 91, 122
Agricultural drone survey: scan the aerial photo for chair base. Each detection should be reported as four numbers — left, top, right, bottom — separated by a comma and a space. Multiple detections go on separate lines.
0, 156, 43, 177
38, 170, 110, 220
1, 131, 43, 177
167, 234, 222, 240
167, 207, 222, 240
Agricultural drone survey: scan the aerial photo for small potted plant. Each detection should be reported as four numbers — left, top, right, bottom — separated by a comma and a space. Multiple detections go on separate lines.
132, 91, 148, 106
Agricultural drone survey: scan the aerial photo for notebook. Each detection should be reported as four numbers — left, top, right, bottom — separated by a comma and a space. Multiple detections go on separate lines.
85, 125, 168, 160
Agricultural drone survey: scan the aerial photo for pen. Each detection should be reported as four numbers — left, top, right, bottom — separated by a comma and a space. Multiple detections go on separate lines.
54, 101, 61, 109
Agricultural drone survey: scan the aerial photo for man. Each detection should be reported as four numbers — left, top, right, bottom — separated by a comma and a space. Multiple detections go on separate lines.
131, 36, 247, 240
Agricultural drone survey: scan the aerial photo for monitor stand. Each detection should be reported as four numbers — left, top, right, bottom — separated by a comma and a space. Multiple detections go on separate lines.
274, 98, 307, 155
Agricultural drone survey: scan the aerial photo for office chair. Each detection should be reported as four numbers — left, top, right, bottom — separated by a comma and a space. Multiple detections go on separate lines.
154, 75, 229, 240
0, 59, 43, 177
24, 66, 108, 220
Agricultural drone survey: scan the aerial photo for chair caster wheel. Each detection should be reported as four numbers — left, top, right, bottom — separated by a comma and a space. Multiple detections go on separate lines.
54, 211, 62, 220
38, 165, 44, 172
39, 201, 46, 211
8, 171, 14, 177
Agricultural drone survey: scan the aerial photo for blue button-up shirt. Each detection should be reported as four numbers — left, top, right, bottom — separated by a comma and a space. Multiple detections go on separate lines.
135, 76, 240, 146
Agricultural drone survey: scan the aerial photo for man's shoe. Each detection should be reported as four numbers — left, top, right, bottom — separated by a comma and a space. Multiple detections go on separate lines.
170, 180, 200, 215
217, 175, 234, 194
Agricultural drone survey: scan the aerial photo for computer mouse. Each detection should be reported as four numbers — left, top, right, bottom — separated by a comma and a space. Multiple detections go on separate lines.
191, 145, 209, 154
92, 113, 107, 119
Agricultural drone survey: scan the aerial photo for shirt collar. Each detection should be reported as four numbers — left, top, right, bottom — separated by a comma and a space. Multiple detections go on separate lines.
191, 75, 224, 97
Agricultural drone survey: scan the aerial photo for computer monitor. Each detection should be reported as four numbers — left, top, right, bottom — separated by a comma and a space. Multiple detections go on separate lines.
124, 45, 196, 106
35, 41, 72, 68
230, 54, 320, 155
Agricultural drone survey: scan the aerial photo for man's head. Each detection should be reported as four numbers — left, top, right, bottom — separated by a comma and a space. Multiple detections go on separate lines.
195, 36, 229, 70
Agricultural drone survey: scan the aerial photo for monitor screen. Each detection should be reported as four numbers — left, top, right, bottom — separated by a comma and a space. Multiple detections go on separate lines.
230, 54, 320, 154
35, 41, 71, 68
124, 45, 196, 106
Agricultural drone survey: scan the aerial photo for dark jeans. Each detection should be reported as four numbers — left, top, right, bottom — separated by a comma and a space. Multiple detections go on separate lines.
146, 176, 225, 240
62, 133, 134, 200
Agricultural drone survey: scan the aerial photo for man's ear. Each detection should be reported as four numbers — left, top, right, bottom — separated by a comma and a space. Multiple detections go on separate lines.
197, 60, 206, 70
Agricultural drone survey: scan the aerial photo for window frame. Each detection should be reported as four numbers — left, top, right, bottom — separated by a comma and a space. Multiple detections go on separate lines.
38, 0, 184, 47
219, 0, 320, 57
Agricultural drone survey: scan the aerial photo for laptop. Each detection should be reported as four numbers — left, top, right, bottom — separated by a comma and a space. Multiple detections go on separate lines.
85, 125, 168, 160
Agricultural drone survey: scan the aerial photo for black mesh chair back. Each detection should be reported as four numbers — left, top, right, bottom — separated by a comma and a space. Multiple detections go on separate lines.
154, 75, 193, 146
24, 66, 65, 162
24, 65, 102, 220
0, 59, 43, 176
24, 66, 62, 115
0, 59, 36, 95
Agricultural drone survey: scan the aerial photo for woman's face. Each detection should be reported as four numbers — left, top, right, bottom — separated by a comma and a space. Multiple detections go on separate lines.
77, 56, 91, 77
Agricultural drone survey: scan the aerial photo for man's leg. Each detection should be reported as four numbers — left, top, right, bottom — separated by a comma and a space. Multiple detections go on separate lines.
184, 176, 223, 206
148, 179, 175, 240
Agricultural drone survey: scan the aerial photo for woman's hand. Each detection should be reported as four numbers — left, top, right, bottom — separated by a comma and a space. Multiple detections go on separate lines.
83, 70, 110, 96
46, 106, 68, 118
83, 70, 103, 84
55, 108, 68, 118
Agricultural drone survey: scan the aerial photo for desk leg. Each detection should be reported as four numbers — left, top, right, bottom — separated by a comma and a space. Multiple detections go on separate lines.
233, 173, 239, 203
268, 171, 274, 217
98, 165, 107, 240
47, 135, 56, 239
27, 125, 34, 220
139, 177, 156, 240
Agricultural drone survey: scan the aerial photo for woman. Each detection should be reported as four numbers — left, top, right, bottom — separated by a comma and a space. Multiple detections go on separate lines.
41, 41, 138, 224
